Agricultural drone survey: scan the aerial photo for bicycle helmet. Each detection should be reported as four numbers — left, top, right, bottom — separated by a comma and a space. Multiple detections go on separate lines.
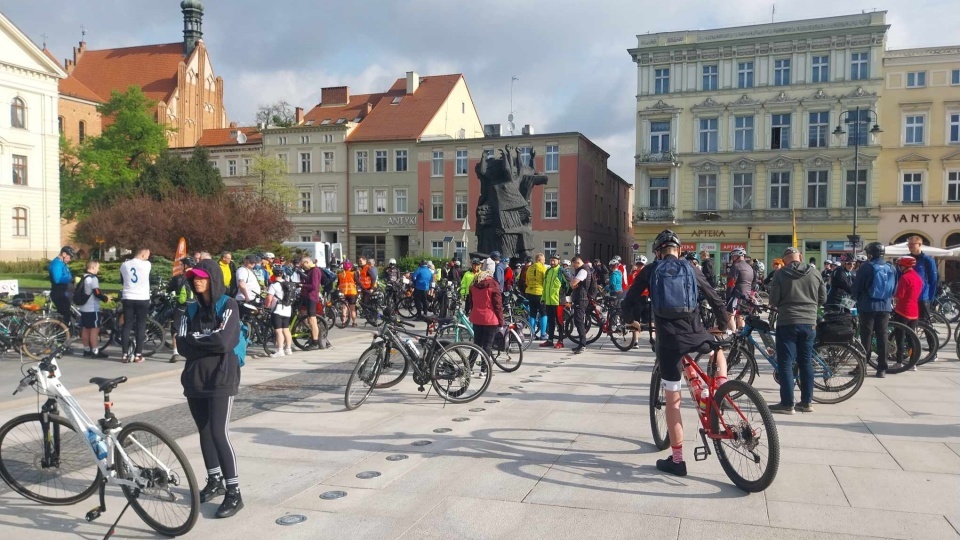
730, 247, 747, 258
855, 254, 868, 262
638, 255, 648, 265
609, 258, 619, 266
757, 261, 766, 273
897, 256, 916, 268
864, 242, 885, 259
470, 258, 482, 265
343, 261, 354, 270
561, 259, 571, 266
653, 229, 681, 251
388, 258, 397, 265
60, 246, 77, 258
180, 256, 197, 268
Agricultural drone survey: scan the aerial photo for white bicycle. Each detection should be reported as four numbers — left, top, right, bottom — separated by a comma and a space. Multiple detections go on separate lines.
0, 345, 199, 538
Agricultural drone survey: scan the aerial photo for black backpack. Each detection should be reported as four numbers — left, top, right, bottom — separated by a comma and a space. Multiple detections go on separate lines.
278, 281, 295, 307
586, 268, 599, 298
72, 274, 93, 306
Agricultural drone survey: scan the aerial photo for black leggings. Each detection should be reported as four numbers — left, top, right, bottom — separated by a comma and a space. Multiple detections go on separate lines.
526, 294, 542, 319
545, 304, 561, 341
187, 396, 239, 485
414, 290, 429, 318
121, 299, 150, 356
51, 284, 72, 323
473, 324, 498, 357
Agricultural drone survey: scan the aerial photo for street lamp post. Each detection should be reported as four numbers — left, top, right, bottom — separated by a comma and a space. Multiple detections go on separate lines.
832, 106, 882, 257
418, 199, 425, 256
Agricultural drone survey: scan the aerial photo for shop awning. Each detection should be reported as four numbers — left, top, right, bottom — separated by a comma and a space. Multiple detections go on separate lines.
883, 242, 960, 258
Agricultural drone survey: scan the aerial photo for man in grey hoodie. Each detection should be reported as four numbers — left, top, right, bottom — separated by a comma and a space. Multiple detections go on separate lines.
768, 246, 826, 414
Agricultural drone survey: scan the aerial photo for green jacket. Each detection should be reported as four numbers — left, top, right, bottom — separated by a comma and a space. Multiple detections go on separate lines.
459, 270, 477, 298
542, 265, 566, 306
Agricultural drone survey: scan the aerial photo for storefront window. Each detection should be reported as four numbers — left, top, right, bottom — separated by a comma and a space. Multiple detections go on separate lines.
355, 235, 386, 262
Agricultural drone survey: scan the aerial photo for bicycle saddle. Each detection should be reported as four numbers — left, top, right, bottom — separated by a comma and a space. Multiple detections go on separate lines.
89, 376, 128, 393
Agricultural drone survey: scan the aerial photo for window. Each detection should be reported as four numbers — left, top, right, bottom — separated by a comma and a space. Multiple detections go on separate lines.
228, 159, 237, 176
543, 241, 558, 259
773, 59, 791, 86
431, 193, 443, 220
734, 116, 754, 151
953, 69, 960, 85
812, 55, 829, 83
948, 171, 960, 202
356, 151, 368, 173
78, 121, 86, 143
845, 170, 867, 208
299, 235, 312, 243
519, 147, 532, 167
650, 121, 670, 153
851, 52, 869, 80
702, 65, 718, 90
846, 109, 870, 147
277, 136, 287, 145
323, 134, 334, 143
209, 160, 218, 172
243, 159, 251, 175
902, 173, 923, 204
355, 189, 369, 213
323, 151, 334, 172
300, 136, 310, 144
321, 187, 336, 213
431, 241, 444, 258
950, 113, 960, 143
806, 170, 828, 208
394, 188, 408, 213
432, 150, 444, 177
374, 189, 387, 213
544, 189, 559, 218
649, 177, 670, 208
10, 97, 25, 129
375, 150, 387, 172
738, 62, 754, 88
298, 152, 311, 173
906, 71, 926, 88
277, 153, 288, 171
699, 118, 718, 153
57, 116, 64, 134
455, 241, 466, 262
455, 149, 468, 175
771, 114, 791, 150
395, 149, 408, 172
696, 174, 717, 211
769, 172, 791, 209
12, 208, 27, 237
12, 155, 27, 186
906, 115, 925, 145
808, 112, 829, 148
299, 190, 312, 213
732, 173, 753, 209
455, 192, 468, 220
545, 144, 559, 172
654, 68, 670, 94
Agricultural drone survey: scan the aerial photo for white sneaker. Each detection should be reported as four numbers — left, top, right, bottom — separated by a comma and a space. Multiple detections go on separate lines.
285, 348, 294, 356
270, 350, 286, 358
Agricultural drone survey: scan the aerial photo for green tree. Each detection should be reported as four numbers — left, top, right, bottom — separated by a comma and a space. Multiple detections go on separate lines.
244, 153, 295, 206
138, 147, 224, 199
255, 100, 296, 128
61, 86, 170, 218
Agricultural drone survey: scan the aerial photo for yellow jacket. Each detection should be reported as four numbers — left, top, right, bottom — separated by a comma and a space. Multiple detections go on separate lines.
525, 262, 547, 295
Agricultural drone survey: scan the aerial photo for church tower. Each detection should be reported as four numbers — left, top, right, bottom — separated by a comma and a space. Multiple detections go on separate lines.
181, 0, 203, 56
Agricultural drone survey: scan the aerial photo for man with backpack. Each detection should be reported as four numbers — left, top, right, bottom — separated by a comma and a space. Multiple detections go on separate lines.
621, 230, 728, 477
852, 242, 895, 378
75, 259, 110, 359
49, 246, 76, 323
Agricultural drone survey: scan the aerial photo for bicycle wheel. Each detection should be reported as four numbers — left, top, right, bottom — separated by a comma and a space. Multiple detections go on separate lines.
115, 422, 199, 537
0, 413, 102, 505
511, 318, 534, 351
936, 296, 960, 323
608, 312, 636, 351
437, 324, 472, 342
21, 318, 71, 360
699, 343, 757, 391
584, 311, 603, 345
345, 347, 382, 409
331, 301, 348, 329
291, 318, 314, 350
397, 297, 419, 320
137, 318, 166, 357
709, 380, 780, 493
430, 342, 492, 404
648, 366, 670, 451
915, 321, 940, 366
811, 343, 865, 404
877, 322, 920, 374
261, 324, 277, 355
491, 328, 524, 372
927, 311, 951, 350
373, 345, 409, 389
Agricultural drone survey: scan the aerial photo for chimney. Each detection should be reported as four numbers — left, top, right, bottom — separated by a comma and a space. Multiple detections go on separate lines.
229, 121, 238, 128
181, 0, 204, 56
406, 71, 419, 95
295, 107, 304, 125
321, 86, 349, 106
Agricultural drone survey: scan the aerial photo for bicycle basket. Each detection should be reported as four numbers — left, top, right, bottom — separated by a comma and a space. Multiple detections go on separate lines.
817, 313, 856, 344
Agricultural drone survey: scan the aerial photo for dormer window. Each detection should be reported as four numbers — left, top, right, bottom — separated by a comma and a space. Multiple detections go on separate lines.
321, 119, 331, 125
392, 96, 403, 105
336, 118, 346, 125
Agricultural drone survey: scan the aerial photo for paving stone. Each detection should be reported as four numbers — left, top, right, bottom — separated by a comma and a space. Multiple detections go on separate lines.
881, 440, 960, 474
767, 500, 960, 539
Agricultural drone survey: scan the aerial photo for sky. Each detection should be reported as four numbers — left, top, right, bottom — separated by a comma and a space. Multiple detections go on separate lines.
6, 0, 958, 181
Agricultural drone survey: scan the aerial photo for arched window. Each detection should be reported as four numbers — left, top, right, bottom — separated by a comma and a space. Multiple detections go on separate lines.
78, 120, 86, 143
946, 232, 960, 248
11, 97, 25, 129
58, 116, 64, 134
12, 208, 27, 237
893, 232, 931, 245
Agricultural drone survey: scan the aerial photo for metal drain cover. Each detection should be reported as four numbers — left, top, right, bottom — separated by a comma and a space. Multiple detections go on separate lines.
469, 408, 485, 412
411, 440, 432, 446
509, 386, 523, 389
433, 427, 452, 433
452, 417, 470, 422
497, 392, 512, 396
386, 454, 408, 461
539, 370, 550, 373
276, 514, 308, 525
520, 380, 534, 383
484, 400, 500, 403
530, 375, 542, 378
554, 361, 564, 364
319, 491, 347, 500
356, 471, 381, 479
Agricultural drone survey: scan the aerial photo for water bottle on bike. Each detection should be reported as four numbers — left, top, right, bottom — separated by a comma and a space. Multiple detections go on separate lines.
684, 363, 708, 412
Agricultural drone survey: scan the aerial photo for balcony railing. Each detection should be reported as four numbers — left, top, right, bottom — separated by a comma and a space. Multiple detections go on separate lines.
681, 207, 877, 222
635, 206, 676, 223
635, 151, 680, 166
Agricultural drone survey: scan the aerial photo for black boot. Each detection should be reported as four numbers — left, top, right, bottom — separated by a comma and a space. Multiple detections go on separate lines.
215, 486, 244, 518
199, 475, 225, 503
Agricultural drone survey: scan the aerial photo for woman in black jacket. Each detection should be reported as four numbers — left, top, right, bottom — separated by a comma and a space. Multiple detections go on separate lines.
178, 259, 244, 518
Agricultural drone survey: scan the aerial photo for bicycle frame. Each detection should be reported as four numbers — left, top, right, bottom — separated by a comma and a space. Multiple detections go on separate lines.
738, 323, 836, 379
680, 354, 751, 443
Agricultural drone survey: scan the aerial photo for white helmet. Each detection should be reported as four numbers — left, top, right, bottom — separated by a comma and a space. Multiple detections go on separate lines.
561, 259, 571, 266
264, 252, 275, 259
757, 261, 766, 273
638, 255, 648, 265
388, 258, 397, 265
730, 247, 747, 258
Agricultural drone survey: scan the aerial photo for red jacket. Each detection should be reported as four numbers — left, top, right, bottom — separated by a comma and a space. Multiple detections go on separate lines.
894, 268, 923, 319
468, 278, 504, 326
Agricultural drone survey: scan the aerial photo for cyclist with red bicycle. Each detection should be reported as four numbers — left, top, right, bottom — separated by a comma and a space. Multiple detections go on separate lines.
622, 230, 729, 476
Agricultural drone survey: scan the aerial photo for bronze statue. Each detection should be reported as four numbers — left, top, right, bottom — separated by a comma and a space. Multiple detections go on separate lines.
475, 144, 548, 260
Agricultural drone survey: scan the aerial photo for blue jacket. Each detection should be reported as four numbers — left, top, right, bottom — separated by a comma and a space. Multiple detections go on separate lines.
493, 262, 506, 291
913, 252, 938, 302
412, 266, 433, 291
606, 269, 623, 293
852, 258, 893, 313
49, 257, 72, 285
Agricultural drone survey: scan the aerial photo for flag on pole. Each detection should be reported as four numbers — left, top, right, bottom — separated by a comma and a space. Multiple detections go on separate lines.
791, 209, 798, 248
172, 237, 188, 276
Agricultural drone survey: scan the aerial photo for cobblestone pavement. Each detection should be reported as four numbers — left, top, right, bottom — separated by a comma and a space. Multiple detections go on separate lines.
0, 325, 958, 539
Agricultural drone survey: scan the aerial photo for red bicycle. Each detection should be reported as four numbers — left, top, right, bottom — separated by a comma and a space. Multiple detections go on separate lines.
649, 339, 780, 492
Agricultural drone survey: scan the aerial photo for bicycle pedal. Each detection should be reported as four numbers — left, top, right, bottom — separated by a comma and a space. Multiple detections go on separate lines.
86, 507, 102, 522
417, 385, 425, 392
694, 446, 710, 462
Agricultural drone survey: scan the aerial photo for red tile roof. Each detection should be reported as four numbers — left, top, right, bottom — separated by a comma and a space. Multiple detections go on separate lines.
67, 42, 185, 104
195, 126, 262, 147
59, 74, 102, 103
301, 74, 464, 142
